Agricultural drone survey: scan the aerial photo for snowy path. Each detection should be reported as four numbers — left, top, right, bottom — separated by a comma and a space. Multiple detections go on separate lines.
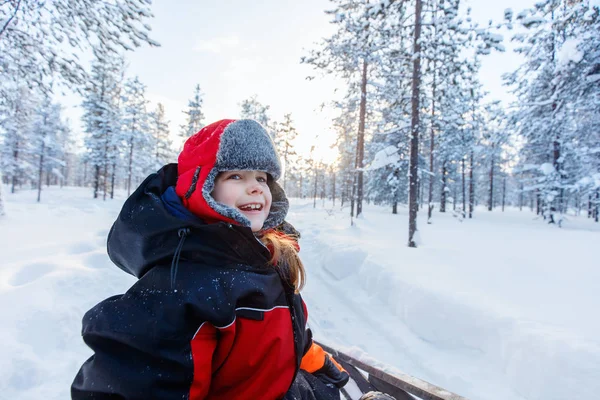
292, 210, 528, 400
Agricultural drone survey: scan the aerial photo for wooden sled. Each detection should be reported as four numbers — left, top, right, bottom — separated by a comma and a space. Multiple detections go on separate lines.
316, 342, 468, 400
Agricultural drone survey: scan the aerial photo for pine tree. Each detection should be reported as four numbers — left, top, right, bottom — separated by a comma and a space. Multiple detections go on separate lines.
82, 52, 123, 200
33, 93, 67, 202
122, 76, 151, 196
180, 84, 205, 139
150, 103, 173, 168
0, 84, 36, 193
239, 95, 270, 125
506, 0, 600, 223
0, 0, 159, 91
302, 0, 385, 218
407, 0, 424, 247
239, 95, 275, 139
276, 114, 299, 192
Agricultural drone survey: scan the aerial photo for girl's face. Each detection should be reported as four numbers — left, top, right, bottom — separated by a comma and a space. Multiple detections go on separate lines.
212, 170, 272, 232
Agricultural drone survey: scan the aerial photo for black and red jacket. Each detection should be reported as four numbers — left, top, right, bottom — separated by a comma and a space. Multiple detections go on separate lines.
71, 165, 346, 399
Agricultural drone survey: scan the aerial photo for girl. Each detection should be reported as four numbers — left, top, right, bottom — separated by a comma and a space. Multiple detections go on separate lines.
71, 119, 350, 400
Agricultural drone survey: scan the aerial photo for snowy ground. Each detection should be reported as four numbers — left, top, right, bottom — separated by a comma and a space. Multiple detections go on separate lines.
1, 186, 598, 400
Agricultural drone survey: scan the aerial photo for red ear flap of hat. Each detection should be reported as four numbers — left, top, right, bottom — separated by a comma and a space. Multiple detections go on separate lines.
175, 119, 237, 223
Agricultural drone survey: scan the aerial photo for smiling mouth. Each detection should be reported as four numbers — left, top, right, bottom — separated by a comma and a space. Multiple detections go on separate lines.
238, 203, 264, 212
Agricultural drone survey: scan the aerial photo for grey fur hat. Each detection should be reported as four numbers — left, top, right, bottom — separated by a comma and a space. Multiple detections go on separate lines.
175, 119, 289, 230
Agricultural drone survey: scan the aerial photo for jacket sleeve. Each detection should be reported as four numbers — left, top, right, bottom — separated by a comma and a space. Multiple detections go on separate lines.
71, 290, 218, 400
300, 341, 349, 388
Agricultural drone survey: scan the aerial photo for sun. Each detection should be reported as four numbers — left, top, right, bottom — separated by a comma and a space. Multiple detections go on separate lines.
293, 126, 339, 167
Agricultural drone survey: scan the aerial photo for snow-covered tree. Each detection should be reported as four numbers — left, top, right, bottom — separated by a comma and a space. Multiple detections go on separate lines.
81, 52, 124, 199
0, 0, 159, 91
239, 95, 276, 140
122, 76, 151, 196
150, 103, 174, 168
505, 0, 600, 223
180, 84, 205, 139
302, 0, 386, 218
240, 95, 271, 127
276, 113, 299, 192
32, 93, 67, 202
0, 84, 37, 193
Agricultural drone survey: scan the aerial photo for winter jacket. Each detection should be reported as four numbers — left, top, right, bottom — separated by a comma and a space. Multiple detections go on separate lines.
71, 164, 347, 399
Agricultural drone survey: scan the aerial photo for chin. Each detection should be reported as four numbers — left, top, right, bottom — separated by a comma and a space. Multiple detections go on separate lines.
250, 220, 265, 232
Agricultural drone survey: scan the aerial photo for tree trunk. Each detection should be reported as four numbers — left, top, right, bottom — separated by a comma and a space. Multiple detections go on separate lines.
110, 161, 116, 199
332, 172, 336, 207
488, 152, 494, 211
418, 177, 423, 210
127, 136, 134, 197
356, 59, 368, 217
94, 165, 100, 199
427, 2, 438, 224
37, 131, 47, 203
392, 168, 400, 215
103, 156, 109, 201
408, 0, 423, 247
453, 184, 457, 211
11, 139, 19, 194
313, 165, 318, 209
594, 189, 600, 222
589, 194, 593, 218
440, 161, 447, 212
469, 152, 474, 218
519, 178, 524, 211
350, 174, 356, 218
427, 119, 435, 223
461, 158, 466, 219
502, 176, 507, 212
83, 160, 88, 187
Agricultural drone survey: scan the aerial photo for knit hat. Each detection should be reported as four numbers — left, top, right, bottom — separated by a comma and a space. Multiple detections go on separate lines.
175, 119, 289, 231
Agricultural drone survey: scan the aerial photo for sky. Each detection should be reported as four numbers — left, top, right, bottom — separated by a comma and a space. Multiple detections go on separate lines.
59, 0, 535, 163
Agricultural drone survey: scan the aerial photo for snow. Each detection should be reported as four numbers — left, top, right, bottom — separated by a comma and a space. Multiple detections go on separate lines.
521, 17, 544, 28
557, 38, 583, 67
539, 163, 555, 175
2, 186, 599, 400
367, 145, 400, 170
586, 74, 600, 83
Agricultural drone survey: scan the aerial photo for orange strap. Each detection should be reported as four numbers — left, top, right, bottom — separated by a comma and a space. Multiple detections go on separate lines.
300, 343, 346, 374
300, 343, 327, 373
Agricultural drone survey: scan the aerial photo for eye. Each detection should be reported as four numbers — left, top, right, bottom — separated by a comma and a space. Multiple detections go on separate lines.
227, 174, 241, 180
257, 175, 267, 183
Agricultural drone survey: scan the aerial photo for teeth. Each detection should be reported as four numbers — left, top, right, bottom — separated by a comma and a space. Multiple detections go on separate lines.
240, 204, 261, 211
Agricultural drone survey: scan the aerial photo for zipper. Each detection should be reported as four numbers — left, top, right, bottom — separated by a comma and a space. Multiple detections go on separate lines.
170, 228, 190, 288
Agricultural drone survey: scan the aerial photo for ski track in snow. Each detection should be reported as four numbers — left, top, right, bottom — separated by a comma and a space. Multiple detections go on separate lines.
296, 218, 526, 400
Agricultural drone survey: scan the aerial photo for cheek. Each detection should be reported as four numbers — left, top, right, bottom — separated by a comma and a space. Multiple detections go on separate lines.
212, 182, 237, 206
264, 189, 273, 211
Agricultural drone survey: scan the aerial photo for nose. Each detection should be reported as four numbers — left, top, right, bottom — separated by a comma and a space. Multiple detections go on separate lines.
247, 181, 263, 195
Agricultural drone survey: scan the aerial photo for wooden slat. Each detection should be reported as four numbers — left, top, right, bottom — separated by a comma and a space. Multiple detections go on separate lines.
369, 375, 415, 400
317, 342, 469, 400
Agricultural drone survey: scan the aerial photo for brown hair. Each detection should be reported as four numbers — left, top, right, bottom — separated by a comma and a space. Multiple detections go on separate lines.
260, 230, 305, 292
